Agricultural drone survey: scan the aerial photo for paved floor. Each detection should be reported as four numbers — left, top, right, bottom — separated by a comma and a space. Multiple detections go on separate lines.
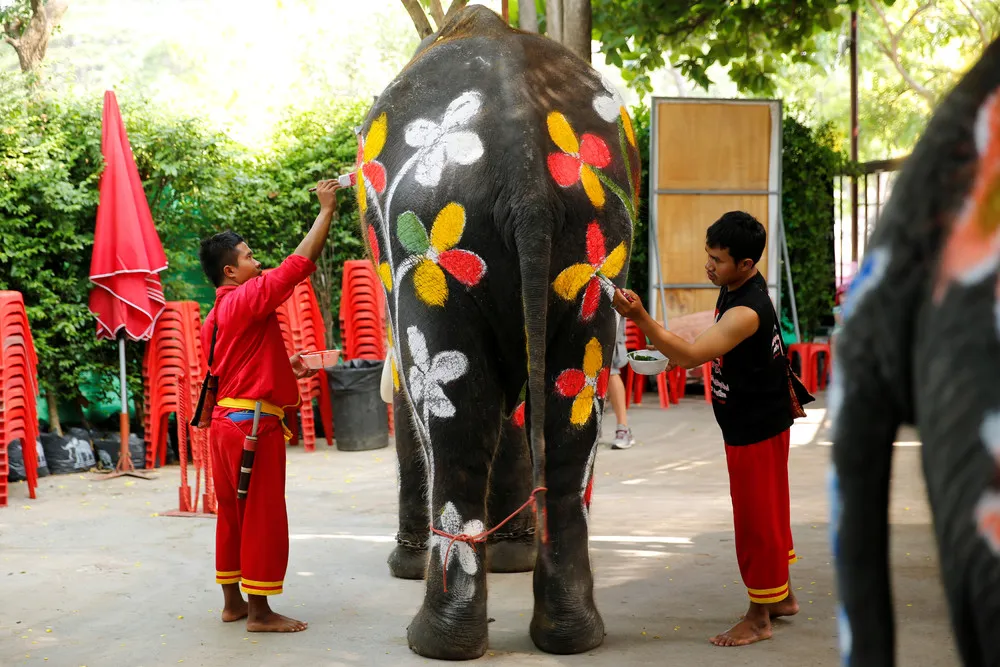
0, 391, 958, 666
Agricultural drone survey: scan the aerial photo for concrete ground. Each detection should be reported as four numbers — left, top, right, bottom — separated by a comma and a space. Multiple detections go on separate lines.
0, 391, 959, 666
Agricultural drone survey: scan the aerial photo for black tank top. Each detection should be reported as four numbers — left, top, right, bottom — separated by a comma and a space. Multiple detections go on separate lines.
709, 272, 793, 446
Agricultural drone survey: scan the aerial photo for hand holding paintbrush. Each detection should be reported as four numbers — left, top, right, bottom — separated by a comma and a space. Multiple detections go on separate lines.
308, 173, 357, 192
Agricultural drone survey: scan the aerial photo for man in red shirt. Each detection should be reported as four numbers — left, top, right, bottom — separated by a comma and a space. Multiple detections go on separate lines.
198, 179, 340, 632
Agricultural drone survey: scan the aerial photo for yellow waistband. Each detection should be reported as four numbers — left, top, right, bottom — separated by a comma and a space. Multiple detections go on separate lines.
218, 398, 293, 442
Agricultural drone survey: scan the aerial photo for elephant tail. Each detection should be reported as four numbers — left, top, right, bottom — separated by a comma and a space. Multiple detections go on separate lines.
516, 217, 551, 544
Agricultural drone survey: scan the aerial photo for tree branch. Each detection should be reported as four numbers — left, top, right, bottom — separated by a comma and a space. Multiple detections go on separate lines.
866, 0, 936, 104
956, 0, 990, 44
428, 0, 446, 28
443, 0, 471, 24
399, 0, 435, 38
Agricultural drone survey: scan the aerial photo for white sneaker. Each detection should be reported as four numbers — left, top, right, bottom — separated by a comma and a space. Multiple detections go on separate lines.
612, 426, 634, 450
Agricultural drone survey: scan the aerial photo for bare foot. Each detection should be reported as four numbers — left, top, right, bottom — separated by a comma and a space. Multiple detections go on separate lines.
220, 583, 248, 622
710, 607, 771, 647
769, 591, 799, 619
247, 611, 308, 633
221, 600, 249, 622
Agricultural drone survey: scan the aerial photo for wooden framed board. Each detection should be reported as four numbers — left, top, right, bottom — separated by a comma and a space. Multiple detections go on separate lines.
647, 98, 786, 329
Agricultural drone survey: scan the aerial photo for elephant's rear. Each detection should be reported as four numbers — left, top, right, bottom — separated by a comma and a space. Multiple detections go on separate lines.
831, 36, 1000, 666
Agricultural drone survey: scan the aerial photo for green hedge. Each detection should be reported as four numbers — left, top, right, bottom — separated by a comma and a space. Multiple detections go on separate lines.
0, 72, 367, 427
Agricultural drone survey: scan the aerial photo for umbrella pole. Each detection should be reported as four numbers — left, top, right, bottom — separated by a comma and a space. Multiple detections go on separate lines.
93, 334, 155, 481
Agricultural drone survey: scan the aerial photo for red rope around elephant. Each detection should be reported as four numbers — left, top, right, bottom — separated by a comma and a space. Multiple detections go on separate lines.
429, 486, 546, 593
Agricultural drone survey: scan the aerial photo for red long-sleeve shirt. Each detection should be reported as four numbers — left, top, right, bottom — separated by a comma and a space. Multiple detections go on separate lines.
202, 254, 315, 412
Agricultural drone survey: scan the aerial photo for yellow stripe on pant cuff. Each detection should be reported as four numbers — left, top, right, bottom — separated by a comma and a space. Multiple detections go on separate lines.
241, 577, 284, 596
748, 582, 789, 604
216, 570, 241, 584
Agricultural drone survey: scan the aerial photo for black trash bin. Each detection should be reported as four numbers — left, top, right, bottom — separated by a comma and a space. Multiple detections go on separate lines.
328, 359, 389, 452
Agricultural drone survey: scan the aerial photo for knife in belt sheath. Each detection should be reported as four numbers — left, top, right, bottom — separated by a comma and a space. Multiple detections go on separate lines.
236, 401, 262, 500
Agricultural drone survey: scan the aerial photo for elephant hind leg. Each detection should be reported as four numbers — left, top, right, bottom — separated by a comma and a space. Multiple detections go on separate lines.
388, 394, 430, 580
529, 368, 605, 654
487, 416, 536, 573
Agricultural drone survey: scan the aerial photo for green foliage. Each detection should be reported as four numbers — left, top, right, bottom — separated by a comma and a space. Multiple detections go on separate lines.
626, 103, 649, 294
590, 0, 881, 97
780, 116, 843, 340
0, 70, 367, 423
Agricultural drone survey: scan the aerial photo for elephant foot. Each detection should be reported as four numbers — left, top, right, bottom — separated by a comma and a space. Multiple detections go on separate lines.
487, 539, 536, 573
407, 602, 488, 660
388, 539, 428, 580
530, 593, 605, 655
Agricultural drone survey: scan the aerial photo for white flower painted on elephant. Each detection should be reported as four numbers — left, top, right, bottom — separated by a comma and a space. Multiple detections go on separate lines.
431, 501, 484, 600
404, 91, 485, 187
975, 411, 1000, 554
593, 73, 627, 123
406, 326, 468, 421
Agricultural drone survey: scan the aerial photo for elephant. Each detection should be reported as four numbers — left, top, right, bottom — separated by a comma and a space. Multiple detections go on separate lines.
830, 37, 1000, 666
387, 393, 537, 579
354, 5, 638, 659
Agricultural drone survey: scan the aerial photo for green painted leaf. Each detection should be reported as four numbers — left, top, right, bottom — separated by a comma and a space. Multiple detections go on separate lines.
396, 211, 430, 254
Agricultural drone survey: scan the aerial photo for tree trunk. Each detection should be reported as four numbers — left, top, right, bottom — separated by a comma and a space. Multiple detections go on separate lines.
519, 0, 539, 32
2, 0, 68, 73
45, 388, 63, 436
562, 0, 591, 62
545, 0, 563, 42
399, 0, 435, 37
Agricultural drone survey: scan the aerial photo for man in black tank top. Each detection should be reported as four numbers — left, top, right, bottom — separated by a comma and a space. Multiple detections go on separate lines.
614, 211, 800, 647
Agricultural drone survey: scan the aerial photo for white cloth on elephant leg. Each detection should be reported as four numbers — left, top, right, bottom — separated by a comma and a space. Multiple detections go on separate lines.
380, 355, 394, 404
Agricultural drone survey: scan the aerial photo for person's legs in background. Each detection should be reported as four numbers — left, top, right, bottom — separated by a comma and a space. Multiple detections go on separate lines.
608, 317, 634, 450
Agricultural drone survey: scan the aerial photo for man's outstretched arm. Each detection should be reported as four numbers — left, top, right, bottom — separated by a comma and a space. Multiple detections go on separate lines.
612, 288, 758, 369
293, 179, 340, 263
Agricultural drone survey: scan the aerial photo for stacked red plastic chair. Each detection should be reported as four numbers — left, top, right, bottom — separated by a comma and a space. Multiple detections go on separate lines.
273, 276, 334, 452
339, 261, 386, 360
142, 301, 215, 514
0, 291, 40, 506
339, 260, 392, 433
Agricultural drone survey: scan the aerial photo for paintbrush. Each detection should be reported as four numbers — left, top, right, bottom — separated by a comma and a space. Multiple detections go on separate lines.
597, 272, 634, 302
308, 172, 356, 192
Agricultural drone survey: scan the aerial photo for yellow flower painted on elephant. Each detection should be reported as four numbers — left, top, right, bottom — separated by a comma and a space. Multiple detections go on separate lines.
555, 338, 609, 427
387, 325, 399, 392
552, 221, 626, 322
621, 107, 637, 148
396, 203, 487, 307
356, 113, 388, 214
546, 112, 611, 208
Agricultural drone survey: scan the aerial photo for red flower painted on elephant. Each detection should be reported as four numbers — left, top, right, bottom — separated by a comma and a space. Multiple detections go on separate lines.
366, 224, 393, 291
552, 221, 627, 322
546, 112, 611, 208
555, 338, 609, 427
356, 113, 388, 214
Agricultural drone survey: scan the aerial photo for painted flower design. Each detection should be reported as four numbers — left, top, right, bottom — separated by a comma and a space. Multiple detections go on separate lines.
552, 221, 627, 321
406, 326, 468, 420
592, 73, 626, 123
975, 412, 1000, 554
356, 113, 388, 214
397, 203, 487, 307
431, 501, 484, 599
366, 224, 393, 292
511, 383, 526, 428
546, 112, 612, 208
405, 91, 485, 187
387, 325, 399, 393
934, 90, 1000, 305
555, 337, 609, 427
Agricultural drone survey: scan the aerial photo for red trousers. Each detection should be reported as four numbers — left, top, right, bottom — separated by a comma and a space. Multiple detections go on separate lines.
211, 415, 288, 596
725, 429, 796, 604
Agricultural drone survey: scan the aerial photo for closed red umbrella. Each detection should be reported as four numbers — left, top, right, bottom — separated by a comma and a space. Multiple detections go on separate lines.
88, 90, 167, 480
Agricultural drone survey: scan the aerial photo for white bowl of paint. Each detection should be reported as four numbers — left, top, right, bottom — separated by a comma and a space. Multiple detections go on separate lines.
627, 349, 668, 376
302, 349, 341, 370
